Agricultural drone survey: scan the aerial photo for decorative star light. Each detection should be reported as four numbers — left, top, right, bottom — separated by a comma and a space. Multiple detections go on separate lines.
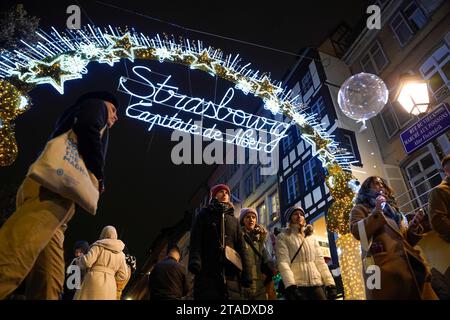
8, 62, 34, 81
97, 51, 120, 66
25, 56, 82, 94
103, 32, 145, 62
302, 132, 336, 167
263, 97, 281, 115
190, 49, 220, 75
256, 75, 282, 99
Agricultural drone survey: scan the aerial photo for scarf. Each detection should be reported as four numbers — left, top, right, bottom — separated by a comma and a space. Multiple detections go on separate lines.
208, 198, 235, 216
357, 189, 403, 227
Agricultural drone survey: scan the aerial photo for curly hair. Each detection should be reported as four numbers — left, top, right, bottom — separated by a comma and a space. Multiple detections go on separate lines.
355, 176, 395, 205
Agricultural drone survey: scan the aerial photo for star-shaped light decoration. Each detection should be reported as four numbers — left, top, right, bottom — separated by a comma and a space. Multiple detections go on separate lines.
97, 51, 120, 67
255, 75, 282, 99
25, 56, 82, 94
302, 132, 336, 167
8, 62, 35, 81
190, 49, 221, 76
103, 32, 145, 62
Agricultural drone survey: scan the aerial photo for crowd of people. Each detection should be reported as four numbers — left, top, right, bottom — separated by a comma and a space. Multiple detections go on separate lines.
0, 91, 448, 300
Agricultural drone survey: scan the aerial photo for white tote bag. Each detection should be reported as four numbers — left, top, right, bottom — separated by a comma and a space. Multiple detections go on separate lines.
27, 129, 100, 215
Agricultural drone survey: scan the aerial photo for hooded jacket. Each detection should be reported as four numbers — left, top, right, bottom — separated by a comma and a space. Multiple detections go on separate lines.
276, 225, 335, 288
74, 226, 128, 300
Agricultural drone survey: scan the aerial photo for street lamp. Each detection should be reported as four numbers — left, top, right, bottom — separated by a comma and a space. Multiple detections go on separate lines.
395, 74, 430, 115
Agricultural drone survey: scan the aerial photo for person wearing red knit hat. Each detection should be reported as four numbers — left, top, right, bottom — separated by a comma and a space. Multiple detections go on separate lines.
188, 184, 252, 300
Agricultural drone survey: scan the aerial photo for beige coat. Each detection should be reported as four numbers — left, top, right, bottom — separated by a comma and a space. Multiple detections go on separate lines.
276, 226, 335, 288
75, 227, 128, 300
350, 204, 437, 300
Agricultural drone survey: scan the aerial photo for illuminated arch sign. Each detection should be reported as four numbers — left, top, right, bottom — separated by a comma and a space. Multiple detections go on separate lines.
0, 24, 353, 168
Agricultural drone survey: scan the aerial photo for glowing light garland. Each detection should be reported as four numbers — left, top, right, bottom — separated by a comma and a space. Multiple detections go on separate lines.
0, 26, 364, 298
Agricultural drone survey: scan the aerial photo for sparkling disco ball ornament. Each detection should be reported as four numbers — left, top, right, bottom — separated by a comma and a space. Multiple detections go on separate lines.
338, 72, 388, 131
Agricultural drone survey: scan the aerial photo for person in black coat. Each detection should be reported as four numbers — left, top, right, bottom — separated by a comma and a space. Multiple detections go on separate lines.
149, 245, 190, 300
188, 184, 252, 300
0, 91, 119, 300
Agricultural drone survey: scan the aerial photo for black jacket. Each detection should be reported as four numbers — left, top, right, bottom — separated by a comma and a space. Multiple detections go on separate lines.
49, 98, 109, 180
188, 201, 252, 298
148, 257, 190, 300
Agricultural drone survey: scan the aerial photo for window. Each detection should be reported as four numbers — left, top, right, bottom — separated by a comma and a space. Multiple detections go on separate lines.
404, 1, 427, 31
420, 44, 450, 102
301, 72, 313, 94
244, 174, 253, 197
404, 152, 443, 209
286, 173, 300, 204
339, 130, 362, 166
231, 186, 240, 203
257, 202, 267, 226
380, 101, 414, 138
269, 192, 280, 221
310, 96, 326, 117
282, 130, 294, 154
390, 13, 413, 47
303, 158, 318, 190
360, 41, 389, 74
380, 104, 399, 138
390, 1, 428, 47
255, 166, 264, 187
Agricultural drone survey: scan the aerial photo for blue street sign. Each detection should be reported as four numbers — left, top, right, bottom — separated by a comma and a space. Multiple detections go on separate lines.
400, 102, 450, 154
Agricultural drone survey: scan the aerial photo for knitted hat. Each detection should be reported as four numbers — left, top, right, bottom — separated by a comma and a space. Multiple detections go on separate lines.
239, 208, 258, 226
76, 91, 119, 109
209, 184, 231, 201
284, 206, 305, 224
73, 240, 90, 254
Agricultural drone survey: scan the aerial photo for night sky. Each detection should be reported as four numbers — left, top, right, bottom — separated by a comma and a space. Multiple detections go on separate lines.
0, 0, 366, 266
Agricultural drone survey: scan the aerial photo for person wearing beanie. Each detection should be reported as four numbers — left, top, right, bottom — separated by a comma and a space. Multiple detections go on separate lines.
276, 206, 336, 300
240, 208, 276, 300
189, 184, 253, 300
74, 226, 128, 300
0, 92, 119, 300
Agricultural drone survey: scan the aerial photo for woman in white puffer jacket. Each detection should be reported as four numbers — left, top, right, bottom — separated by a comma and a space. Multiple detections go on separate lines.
276, 206, 337, 300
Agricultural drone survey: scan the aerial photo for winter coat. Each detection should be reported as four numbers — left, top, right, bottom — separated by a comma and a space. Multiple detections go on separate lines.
276, 226, 335, 288
350, 203, 438, 300
241, 226, 276, 300
189, 202, 252, 300
74, 238, 128, 300
49, 98, 109, 181
149, 256, 190, 300
428, 177, 450, 243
